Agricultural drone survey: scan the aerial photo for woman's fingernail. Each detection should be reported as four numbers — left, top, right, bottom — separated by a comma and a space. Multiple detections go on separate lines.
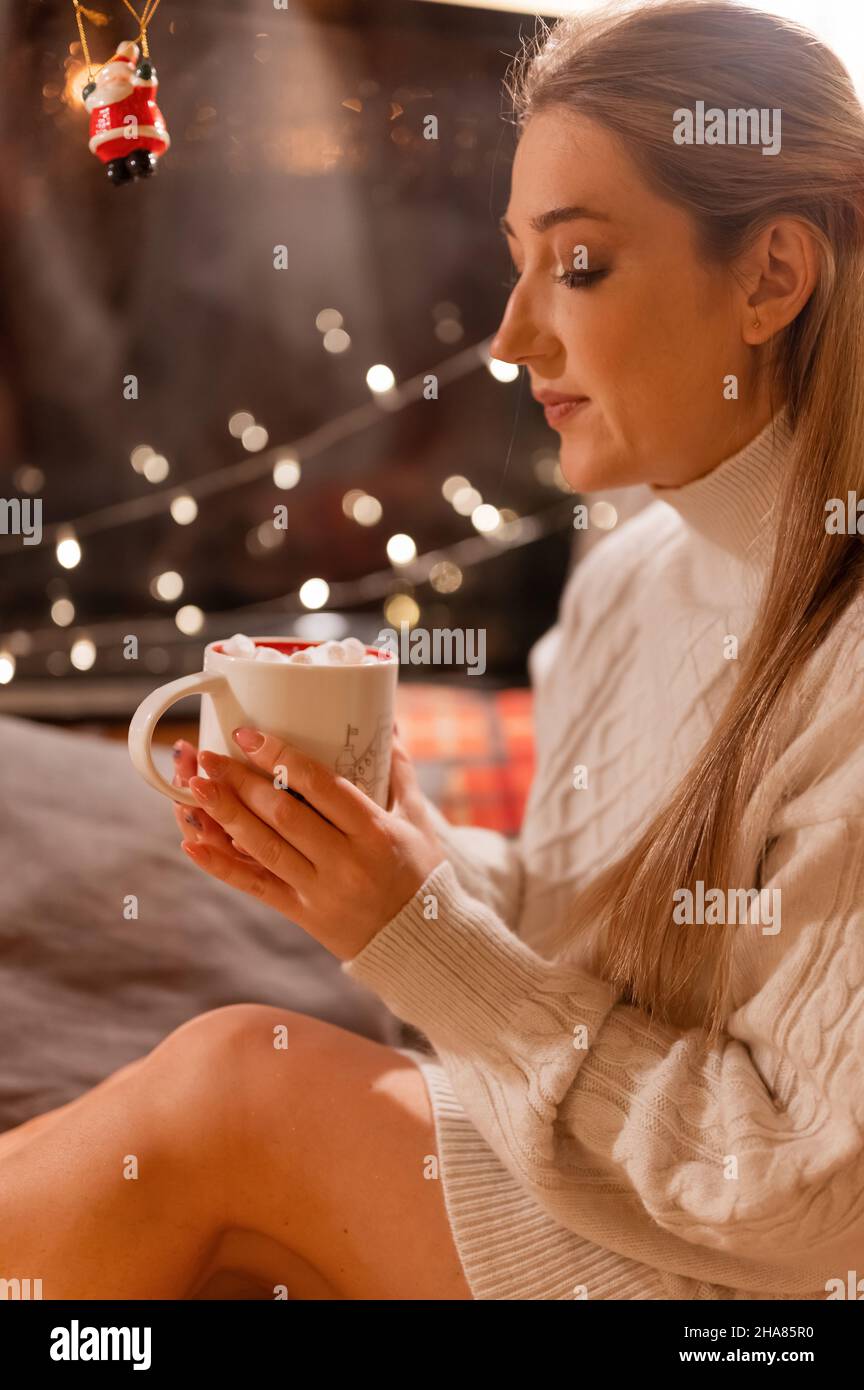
172, 742, 183, 760
182, 842, 210, 865
199, 750, 226, 777
189, 776, 217, 803
184, 812, 203, 830
233, 727, 264, 752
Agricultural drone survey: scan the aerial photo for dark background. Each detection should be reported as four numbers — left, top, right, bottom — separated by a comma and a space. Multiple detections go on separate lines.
0, 0, 579, 717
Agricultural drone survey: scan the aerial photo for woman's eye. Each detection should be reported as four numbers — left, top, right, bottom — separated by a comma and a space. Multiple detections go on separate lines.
553, 268, 608, 290
502, 268, 522, 289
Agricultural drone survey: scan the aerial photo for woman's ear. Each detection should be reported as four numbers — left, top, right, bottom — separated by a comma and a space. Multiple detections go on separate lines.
739, 218, 821, 344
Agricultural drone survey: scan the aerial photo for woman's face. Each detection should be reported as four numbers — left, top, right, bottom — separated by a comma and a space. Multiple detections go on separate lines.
491, 109, 765, 491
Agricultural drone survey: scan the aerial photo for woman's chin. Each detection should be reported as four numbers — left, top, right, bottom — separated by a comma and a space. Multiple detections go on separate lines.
558, 452, 628, 494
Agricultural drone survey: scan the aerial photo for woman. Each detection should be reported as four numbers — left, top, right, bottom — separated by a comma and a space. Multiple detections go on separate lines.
2, 0, 863, 1300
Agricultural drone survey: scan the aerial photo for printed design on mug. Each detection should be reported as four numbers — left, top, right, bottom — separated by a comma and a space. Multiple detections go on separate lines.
334, 714, 391, 798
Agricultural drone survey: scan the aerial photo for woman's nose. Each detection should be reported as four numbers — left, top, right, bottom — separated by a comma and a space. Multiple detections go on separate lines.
489, 285, 551, 368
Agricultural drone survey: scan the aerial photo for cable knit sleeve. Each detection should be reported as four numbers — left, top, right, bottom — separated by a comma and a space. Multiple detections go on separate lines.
342, 814, 864, 1294
420, 797, 524, 930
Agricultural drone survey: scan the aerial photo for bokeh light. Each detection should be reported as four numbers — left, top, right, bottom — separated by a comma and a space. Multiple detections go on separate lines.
299, 577, 330, 609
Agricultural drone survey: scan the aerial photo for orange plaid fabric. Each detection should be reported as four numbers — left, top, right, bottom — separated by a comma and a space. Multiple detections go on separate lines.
396, 685, 534, 834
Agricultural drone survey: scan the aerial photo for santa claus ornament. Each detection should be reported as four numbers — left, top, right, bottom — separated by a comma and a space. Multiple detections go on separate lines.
72, 2, 170, 185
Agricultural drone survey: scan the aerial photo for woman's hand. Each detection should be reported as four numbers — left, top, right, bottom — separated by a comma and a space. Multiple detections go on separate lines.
176, 727, 445, 961
171, 739, 254, 863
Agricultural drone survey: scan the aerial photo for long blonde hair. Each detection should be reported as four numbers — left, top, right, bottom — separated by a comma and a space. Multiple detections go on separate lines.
506, 1, 864, 1039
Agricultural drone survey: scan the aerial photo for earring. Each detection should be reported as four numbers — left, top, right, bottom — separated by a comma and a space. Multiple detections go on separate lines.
752, 309, 761, 330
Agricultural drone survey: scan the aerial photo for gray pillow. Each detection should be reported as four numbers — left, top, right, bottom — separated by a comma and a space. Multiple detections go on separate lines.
0, 715, 401, 1132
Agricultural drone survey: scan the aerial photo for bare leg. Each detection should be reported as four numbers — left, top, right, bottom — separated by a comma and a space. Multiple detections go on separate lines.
0, 1006, 472, 1300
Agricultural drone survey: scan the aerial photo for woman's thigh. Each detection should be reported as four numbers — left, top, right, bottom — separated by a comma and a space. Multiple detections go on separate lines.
158, 1004, 473, 1301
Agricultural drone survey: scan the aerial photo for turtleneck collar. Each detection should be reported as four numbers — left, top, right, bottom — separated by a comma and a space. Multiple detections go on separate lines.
648, 409, 793, 564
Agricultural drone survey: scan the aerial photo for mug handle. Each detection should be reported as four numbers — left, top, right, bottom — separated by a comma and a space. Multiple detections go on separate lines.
128, 671, 227, 807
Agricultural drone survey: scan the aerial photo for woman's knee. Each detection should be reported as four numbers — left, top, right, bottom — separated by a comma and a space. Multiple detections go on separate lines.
146, 1005, 351, 1136
153, 1003, 321, 1069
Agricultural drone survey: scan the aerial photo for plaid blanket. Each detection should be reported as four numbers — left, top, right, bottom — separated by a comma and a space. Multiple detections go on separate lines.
398, 685, 533, 835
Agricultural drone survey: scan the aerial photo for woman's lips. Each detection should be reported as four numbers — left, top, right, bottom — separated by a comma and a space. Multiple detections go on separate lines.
543, 398, 588, 426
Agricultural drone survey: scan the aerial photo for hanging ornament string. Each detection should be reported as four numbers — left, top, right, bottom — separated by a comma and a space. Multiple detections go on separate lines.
71, 3, 110, 83
119, 0, 163, 59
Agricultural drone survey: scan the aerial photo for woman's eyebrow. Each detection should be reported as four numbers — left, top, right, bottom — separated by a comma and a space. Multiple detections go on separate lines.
499, 205, 612, 238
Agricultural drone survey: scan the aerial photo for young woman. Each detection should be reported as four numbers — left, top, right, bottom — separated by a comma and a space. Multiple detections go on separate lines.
2, 0, 863, 1300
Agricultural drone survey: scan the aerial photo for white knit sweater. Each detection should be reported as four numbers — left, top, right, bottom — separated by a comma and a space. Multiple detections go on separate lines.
343, 412, 864, 1300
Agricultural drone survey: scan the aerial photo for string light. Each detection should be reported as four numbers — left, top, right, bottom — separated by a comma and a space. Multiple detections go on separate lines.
487, 357, 519, 383
0, 652, 15, 685
170, 494, 198, 525
273, 456, 301, 490
0, 338, 499, 559
0, 501, 572, 682
496, 509, 524, 543
386, 533, 417, 565
254, 520, 285, 550
352, 494, 382, 526
533, 454, 558, 485
5, 631, 32, 656
144, 647, 170, 672
299, 577, 329, 610
142, 454, 170, 483
175, 605, 204, 635
323, 329, 350, 354
315, 309, 343, 332
294, 612, 348, 641
241, 424, 269, 452
130, 444, 155, 473
434, 317, 463, 345
451, 486, 482, 517
366, 364, 395, 394
342, 489, 365, 517
50, 598, 76, 627
0, 331, 577, 685
442, 475, 469, 502
471, 503, 501, 534
384, 594, 420, 628
13, 465, 44, 493
429, 560, 462, 593
589, 500, 618, 530
228, 411, 255, 438
151, 571, 184, 602
56, 533, 82, 569
70, 638, 96, 672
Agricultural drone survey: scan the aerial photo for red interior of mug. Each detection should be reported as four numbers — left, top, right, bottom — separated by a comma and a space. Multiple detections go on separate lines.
212, 638, 393, 661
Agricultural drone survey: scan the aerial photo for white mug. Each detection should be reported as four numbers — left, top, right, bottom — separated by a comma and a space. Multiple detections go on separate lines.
128, 636, 399, 809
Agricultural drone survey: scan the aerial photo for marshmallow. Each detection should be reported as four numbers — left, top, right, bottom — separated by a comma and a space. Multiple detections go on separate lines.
220, 634, 377, 665
291, 638, 375, 666
254, 645, 290, 663
313, 641, 347, 665
222, 633, 256, 657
